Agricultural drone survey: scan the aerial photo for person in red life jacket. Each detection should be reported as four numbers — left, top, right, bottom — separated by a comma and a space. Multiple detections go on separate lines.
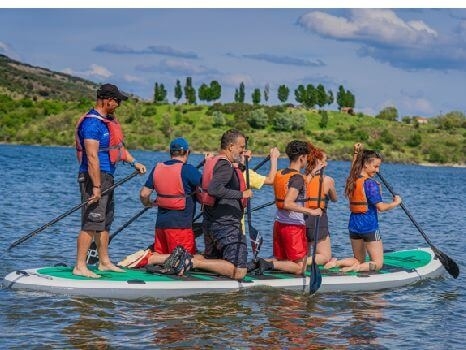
304, 144, 338, 266
324, 146, 402, 272
132, 137, 202, 268
255, 140, 323, 275
73, 83, 146, 279
187, 129, 253, 280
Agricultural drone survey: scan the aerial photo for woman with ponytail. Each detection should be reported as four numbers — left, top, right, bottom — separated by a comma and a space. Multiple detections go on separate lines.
304, 143, 338, 266
325, 143, 401, 272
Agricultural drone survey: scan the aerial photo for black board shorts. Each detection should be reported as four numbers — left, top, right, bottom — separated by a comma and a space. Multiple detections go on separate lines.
78, 172, 114, 232
305, 212, 330, 242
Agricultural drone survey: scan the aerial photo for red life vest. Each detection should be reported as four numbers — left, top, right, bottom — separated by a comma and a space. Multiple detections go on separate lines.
273, 168, 304, 209
153, 162, 186, 210
75, 112, 128, 165
198, 155, 247, 208
305, 175, 327, 209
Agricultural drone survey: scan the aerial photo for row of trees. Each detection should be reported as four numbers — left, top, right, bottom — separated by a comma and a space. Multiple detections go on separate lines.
153, 77, 355, 110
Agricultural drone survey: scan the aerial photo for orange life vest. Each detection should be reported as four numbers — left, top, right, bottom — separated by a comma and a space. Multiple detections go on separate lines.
305, 175, 327, 209
198, 155, 247, 208
273, 168, 304, 209
153, 162, 186, 210
349, 176, 370, 213
75, 112, 128, 165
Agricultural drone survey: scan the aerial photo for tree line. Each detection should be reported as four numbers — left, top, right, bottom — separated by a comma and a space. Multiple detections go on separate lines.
153, 77, 355, 110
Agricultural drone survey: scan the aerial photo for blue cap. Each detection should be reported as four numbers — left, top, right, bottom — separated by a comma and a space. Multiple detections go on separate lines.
170, 137, 189, 152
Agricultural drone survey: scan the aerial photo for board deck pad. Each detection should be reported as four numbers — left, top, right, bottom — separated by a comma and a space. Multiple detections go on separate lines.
35, 249, 433, 282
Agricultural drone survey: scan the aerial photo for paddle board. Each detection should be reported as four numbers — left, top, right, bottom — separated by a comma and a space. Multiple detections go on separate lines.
2, 248, 443, 300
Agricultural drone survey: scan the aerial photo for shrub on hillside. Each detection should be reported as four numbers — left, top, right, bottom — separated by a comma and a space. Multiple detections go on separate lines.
247, 109, 268, 129
212, 111, 226, 127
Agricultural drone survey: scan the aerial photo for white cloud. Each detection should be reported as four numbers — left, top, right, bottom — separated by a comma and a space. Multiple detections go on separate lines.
62, 64, 112, 79
298, 9, 437, 48
402, 96, 435, 115
123, 74, 145, 83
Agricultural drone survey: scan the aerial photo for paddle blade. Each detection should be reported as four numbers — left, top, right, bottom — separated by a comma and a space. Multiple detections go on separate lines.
86, 241, 99, 265
249, 226, 262, 259
432, 247, 460, 279
309, 262, 322, 295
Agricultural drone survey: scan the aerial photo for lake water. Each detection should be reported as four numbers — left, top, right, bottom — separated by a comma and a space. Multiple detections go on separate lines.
0, 144, 464, 349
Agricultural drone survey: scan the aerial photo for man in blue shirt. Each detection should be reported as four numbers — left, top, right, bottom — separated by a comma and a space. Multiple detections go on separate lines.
74, 83, 146, 278
136, 137, 202, 268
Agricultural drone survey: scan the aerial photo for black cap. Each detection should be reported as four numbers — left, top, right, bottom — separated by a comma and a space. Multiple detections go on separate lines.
97, 83, 128, 101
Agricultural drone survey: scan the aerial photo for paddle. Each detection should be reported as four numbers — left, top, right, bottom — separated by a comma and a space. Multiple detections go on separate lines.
7, 171, 139, 251
308, 168, 325, 294
377, 172, 459, 279
86, 206, 152, 264
244, 142, 263, 262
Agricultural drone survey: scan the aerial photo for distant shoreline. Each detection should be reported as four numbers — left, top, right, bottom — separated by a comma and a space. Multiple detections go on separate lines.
2, 142, 465, 168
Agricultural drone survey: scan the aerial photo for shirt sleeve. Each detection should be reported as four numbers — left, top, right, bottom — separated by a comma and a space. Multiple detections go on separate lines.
288, 174, 304, 191
144, 168, 156, 188
183, 164, 202, 187
80, 117, 103, 141
244, 169, 266, 190
365, 179, 382, 205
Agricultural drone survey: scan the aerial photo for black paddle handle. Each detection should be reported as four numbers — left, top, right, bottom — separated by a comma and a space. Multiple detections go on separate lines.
8, 170, 139, 251
308, 168, 325, 294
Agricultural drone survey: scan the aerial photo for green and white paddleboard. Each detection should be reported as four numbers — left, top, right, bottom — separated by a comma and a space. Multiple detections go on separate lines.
2, 248, 443, 300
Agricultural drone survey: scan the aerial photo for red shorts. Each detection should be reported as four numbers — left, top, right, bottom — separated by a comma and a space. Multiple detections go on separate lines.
273, 221, 307, 261
154, 228, 196, 255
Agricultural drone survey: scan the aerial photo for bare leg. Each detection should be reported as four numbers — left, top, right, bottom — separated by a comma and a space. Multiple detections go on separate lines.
307, 236, 332, 266
73, 230, 101, 278
96, 230, 124, 272
272, 259, 306, 275
147, 253, 170, 265
351, 240, 384, 272
192, 258, 246, 280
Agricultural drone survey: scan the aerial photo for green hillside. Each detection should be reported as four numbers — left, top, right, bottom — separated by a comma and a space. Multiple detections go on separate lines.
0, 55, 465, 165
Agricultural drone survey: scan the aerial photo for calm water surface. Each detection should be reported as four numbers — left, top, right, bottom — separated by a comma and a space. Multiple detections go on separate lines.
0, 144, 464, 349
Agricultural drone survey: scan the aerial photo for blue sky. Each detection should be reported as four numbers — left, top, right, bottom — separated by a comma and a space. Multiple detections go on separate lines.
1, 8, 466, 117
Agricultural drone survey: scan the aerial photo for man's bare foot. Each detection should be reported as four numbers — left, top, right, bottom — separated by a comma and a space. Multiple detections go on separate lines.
73, 267, 101, 279
323, 258, 338, 269
341, 263, 360, 272
98, 263, 125, 272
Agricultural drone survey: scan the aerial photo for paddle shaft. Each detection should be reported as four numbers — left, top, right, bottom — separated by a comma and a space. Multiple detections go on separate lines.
377, 172, 459, 278
8, 171, 139, 251
87, 206, 152, 264
308, 168, 325, 294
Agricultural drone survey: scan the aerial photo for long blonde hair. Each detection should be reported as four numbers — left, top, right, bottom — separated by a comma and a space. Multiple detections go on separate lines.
345, 150, 382, 198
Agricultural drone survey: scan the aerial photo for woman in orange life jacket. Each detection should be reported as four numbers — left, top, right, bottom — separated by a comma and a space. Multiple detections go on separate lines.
304, 144, 338, 266
129, 137, 202, 269
324, 145, 402, 272
257, 140, 322, 275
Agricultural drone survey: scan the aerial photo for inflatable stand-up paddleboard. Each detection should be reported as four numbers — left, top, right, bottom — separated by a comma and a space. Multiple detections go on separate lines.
2, 248, 443, 300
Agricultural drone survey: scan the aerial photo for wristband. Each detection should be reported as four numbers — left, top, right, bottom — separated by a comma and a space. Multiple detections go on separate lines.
93, 185, 101, 189
130, 159, 137, 167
